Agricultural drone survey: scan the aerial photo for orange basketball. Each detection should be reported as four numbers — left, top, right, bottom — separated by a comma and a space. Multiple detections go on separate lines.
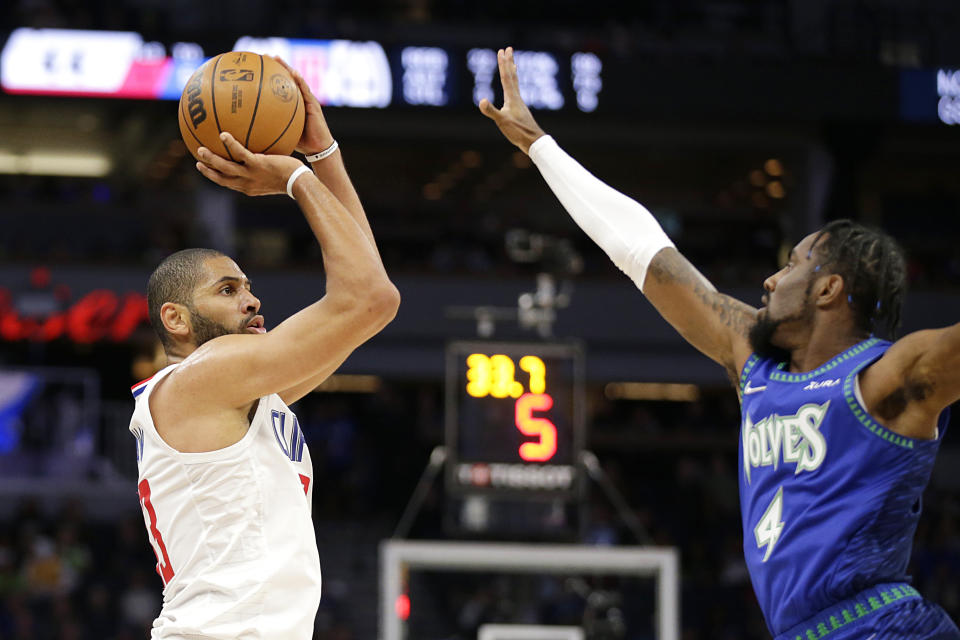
178, 51, 305, 161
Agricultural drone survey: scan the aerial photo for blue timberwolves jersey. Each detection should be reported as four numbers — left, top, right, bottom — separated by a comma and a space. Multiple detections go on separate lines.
738, 337, 949, 636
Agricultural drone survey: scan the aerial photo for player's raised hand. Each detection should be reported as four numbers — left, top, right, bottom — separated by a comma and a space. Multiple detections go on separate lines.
479, 47, 547, 154
196, 132, 307, 196
272, 56, 336, 155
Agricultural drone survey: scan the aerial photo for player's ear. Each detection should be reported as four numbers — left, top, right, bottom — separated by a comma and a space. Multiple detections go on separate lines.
815, 273, 845, 308
160, 302, 191, 340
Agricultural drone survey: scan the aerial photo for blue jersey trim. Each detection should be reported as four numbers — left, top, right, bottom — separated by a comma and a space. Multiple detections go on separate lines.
842, 358, 944, 451
739, 354, 760, 395
768, 338, 881, 383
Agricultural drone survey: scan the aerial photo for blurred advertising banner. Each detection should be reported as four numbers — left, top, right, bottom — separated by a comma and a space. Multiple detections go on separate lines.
901, 68, 960, 125
0, 371, 40, 454
1, 28, 598, 112
0, 266, 148, 344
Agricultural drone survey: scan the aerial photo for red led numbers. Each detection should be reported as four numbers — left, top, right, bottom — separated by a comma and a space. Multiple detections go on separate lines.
515, 393, 557, 462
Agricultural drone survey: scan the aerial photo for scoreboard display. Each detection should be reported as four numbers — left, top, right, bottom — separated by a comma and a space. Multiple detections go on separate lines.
1, 28, 603, 113
445, 341, 584, 497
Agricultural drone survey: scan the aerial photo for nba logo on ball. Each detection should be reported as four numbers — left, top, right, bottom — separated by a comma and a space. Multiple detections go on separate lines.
219, 69, 256, 82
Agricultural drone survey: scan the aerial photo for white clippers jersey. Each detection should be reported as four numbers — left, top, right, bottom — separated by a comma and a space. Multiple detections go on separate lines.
128, 364, 321, 640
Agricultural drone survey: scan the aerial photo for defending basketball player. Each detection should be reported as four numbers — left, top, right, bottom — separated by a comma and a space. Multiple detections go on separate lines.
128, 57, 399, 640
481, 47, 960, 639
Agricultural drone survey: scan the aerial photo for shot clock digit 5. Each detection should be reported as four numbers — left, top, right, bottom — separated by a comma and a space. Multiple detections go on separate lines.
445, 341, 585, 497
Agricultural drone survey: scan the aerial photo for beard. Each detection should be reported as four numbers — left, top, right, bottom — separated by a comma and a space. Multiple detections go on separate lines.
749, 277, 816, 363
187, 304, 249, 347
748, 313, 792, 363
749, 302, 815, 363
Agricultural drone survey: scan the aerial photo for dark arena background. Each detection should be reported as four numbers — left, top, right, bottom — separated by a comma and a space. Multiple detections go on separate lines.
1, 1, 959, 639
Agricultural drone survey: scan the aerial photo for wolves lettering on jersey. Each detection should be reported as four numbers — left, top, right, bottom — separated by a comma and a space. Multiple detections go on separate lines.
741, 402, 829, 484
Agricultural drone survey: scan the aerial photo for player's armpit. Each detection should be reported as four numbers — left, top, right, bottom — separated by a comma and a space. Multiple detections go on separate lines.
860, 324, 960, 438
277, 365, 341, 406
643, 248, 758, 378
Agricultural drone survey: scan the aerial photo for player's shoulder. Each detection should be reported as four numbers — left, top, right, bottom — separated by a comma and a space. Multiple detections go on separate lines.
876, 328, 943, 368
893, 327, 945, 348
159, 334, 267, 406
859, 331, 938, 402
861, 329, 952, 438
131, 363, 177, 401
155, 339, 236, 400
146, 354, 227, 425
148, 358, 264, 452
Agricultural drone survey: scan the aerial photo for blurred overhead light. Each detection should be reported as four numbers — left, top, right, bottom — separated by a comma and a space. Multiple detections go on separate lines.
511, 151, 531, 169
766, 181, 786, 199
764, 159, 784, 177
0, 150, 112, 177
461, 150, 482, 168
604, 382, 700, 402
312, 374, 381, 393
423, 183, 443, 200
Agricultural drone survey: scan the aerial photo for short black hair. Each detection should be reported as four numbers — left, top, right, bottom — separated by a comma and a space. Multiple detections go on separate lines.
147, 248, 225, 351
810, 219, 907, 340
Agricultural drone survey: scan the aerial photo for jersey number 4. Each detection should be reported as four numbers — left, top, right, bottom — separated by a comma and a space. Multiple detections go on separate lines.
754, 486, 785, 563
138, 478, 175, 585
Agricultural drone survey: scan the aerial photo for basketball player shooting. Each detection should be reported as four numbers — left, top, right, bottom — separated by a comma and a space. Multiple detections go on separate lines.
128, 57, 400, 640
481, 47, 960, 639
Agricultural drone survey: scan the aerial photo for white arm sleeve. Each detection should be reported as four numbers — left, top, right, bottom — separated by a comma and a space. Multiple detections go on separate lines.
528, 135, 675, 292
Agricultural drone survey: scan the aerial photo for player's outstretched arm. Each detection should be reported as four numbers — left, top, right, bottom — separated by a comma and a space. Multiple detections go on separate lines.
268, 56, 385, 403
180, 133, 400, 410
858, 323, 960, 440
273, 56, 377, 253
480, 47, 756, 378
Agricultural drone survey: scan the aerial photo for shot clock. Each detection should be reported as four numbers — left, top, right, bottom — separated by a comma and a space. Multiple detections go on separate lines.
445, 341, 585, 497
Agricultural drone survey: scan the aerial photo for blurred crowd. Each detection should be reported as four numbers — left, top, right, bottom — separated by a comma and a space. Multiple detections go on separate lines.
0, 501, 158, 640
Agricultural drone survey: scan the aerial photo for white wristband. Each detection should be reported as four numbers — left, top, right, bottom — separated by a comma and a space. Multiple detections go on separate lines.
304, 140, 339, 163
286, 165, 312, 199
528, 135, 675, 292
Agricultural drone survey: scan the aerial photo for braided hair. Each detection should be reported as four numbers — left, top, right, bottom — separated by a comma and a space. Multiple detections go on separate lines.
809, 219, 907, 340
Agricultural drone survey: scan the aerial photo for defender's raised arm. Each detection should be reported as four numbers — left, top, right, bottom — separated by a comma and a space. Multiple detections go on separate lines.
480, 47, 756, 379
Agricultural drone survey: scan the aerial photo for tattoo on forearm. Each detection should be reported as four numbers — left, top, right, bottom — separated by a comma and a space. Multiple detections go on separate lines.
648, 249, 756, 338
709, 293, 756, 338
647, 249, 693, 286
